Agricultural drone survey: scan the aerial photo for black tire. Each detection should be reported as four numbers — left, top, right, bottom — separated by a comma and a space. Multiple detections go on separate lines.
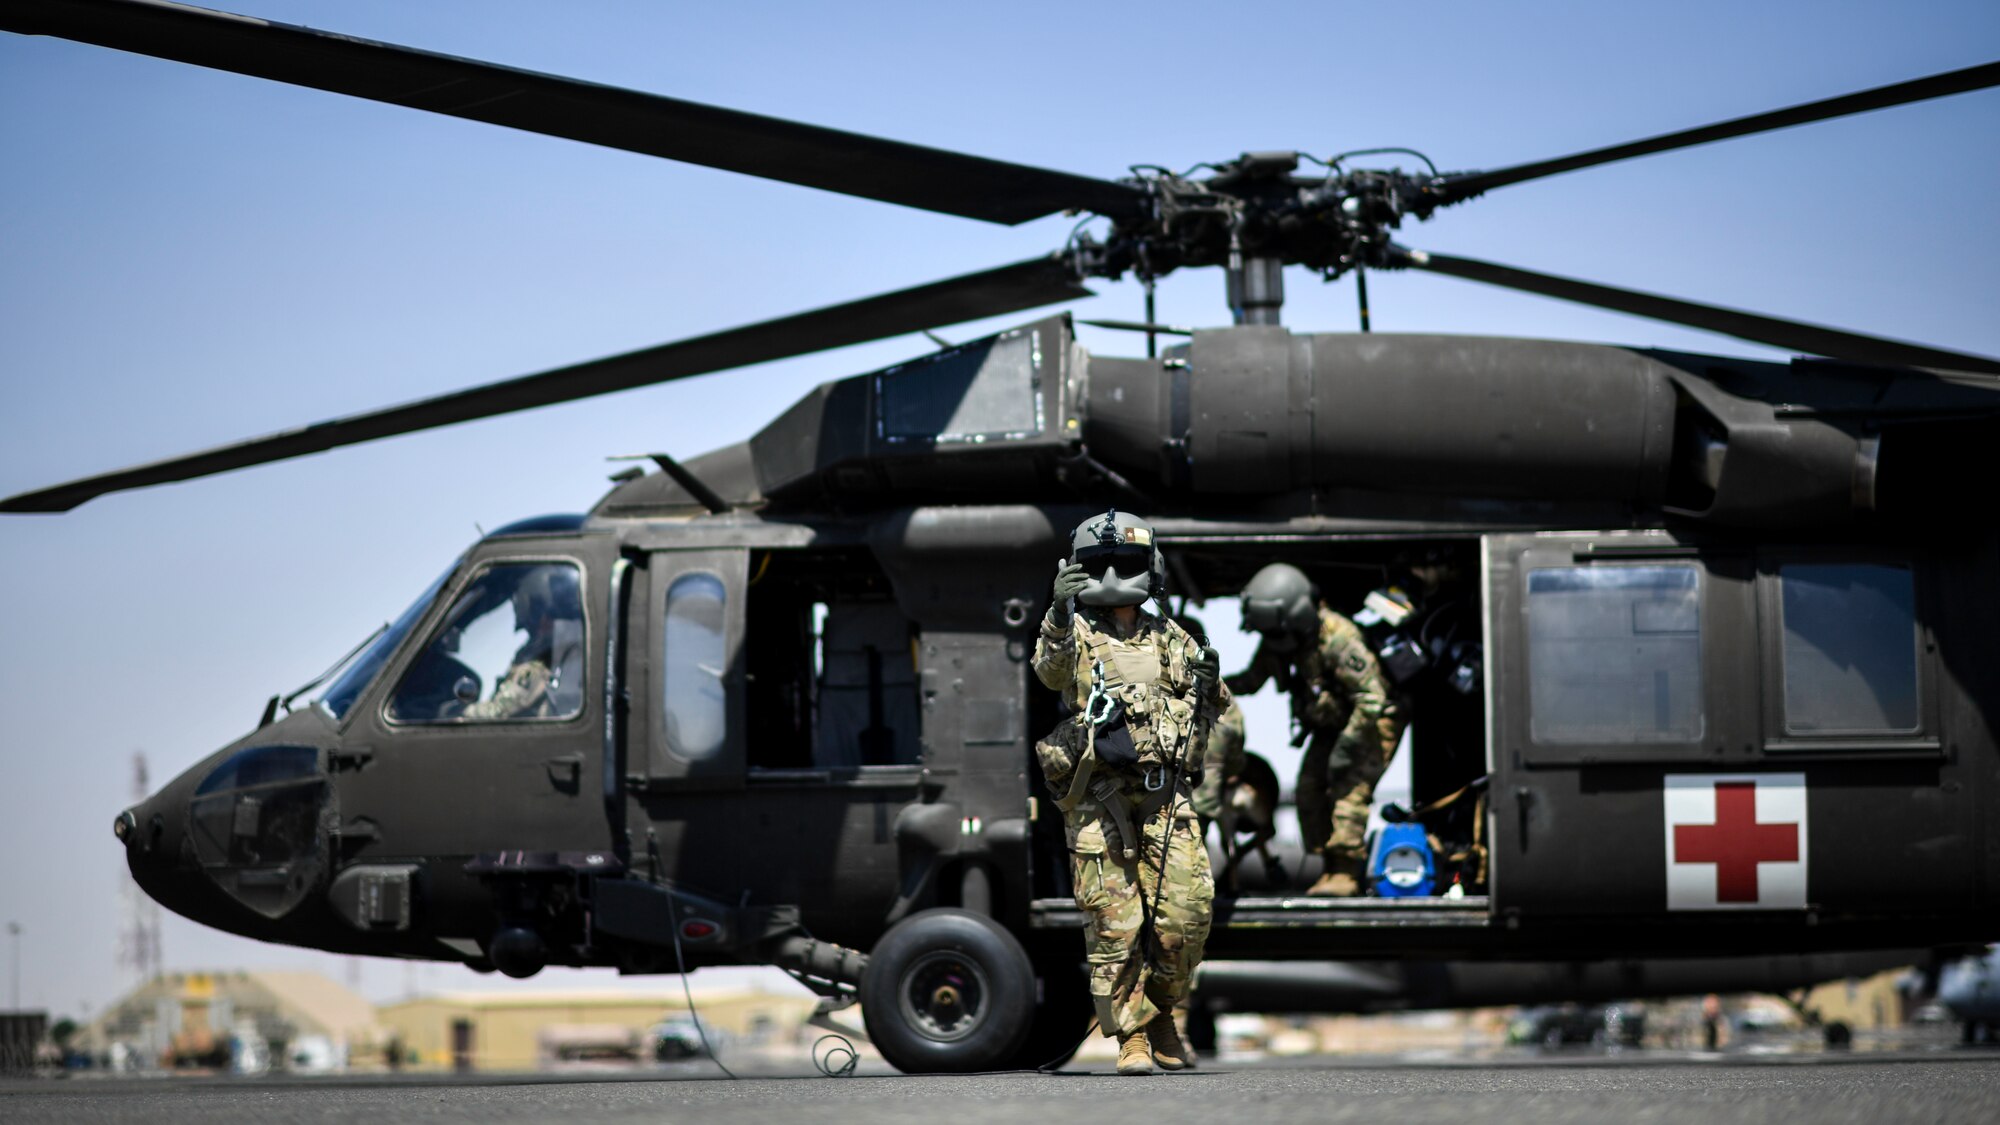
1003, 954, 1096, 1070
861, 908, 1036, 1073
1823, 1020, 1853, 1049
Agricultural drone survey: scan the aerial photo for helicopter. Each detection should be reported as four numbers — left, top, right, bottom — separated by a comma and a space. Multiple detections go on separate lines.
6, 0, 2000, 1074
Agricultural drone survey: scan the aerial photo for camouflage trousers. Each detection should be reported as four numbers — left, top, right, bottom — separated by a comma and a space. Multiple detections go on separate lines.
1064, 785, 1215, 1036
1297, 705, 1407, 864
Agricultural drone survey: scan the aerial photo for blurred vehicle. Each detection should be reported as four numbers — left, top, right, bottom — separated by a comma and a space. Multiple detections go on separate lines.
1508, 1003, 1645, 1049
649, 1017, 709, 1062
1937, 945, 2000, 1045
1727, 1005, 1798, 1038
537, 1024, 641, 1070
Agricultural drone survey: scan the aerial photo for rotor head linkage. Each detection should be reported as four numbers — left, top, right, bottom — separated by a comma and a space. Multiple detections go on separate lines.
1073, 150, 1434, 298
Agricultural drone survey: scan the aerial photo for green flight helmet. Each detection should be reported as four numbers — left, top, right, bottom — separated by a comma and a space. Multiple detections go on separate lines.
1069, 507, 1164, 608
1240, 562, 1318, 651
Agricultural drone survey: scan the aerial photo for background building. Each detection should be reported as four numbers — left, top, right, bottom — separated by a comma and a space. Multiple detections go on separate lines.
79, 970, 383, 1072
379, 985, 820, 1072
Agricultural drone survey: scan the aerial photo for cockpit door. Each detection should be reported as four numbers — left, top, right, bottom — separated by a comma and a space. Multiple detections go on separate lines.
334, 533, 620, 858
632, 548, 748, 791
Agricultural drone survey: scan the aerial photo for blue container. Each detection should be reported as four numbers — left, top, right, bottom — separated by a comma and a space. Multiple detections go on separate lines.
1369, 822, 1437, 897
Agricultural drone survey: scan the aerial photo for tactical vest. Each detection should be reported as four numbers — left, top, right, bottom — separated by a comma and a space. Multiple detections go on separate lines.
1068, 612, 1198, 773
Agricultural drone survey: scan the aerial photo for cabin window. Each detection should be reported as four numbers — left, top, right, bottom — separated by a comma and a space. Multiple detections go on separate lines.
1778, 563, 1919, 734
662, 572, 729, 762
387, 562, 585, 723
1526, 565, 1703, 745
810, 600, 921, 767
741, 546, 921, 771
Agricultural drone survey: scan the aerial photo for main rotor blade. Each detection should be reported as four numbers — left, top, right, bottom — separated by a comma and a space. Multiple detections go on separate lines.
1434, 60, 2000, 204
1390, 246, 2000, 375
1, 256, 1093, 513
2, 0, 1141, 225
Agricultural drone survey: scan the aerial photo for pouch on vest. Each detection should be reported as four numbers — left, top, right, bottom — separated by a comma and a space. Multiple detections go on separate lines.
1094, 712, 1140, 772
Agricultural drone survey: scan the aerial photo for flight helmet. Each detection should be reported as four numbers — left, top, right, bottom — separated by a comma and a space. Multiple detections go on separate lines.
510, 564, 582, 630
1069, 507, 1163, 608
1239, 562, 1318, 652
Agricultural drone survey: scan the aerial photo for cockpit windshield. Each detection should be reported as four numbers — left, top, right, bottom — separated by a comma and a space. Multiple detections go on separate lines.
317, 566, 454, 722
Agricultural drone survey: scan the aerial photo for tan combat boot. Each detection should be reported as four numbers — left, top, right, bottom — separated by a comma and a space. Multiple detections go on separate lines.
1146, 1012, 1195, 1071
1116, 1027, 1154, 1075
1308, 851, 1365, 897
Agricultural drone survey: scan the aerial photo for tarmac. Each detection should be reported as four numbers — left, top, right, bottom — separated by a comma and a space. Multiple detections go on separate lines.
6, 1043, 1999, 1125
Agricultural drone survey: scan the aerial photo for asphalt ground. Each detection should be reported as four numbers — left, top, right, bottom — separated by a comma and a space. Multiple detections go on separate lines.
7, 1047, 2000, 1125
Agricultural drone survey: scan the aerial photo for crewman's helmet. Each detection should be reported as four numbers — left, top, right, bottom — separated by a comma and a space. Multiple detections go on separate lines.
1239, 563, 1318, 652
1069, 508, 1163, 608
510, 564, 582, 629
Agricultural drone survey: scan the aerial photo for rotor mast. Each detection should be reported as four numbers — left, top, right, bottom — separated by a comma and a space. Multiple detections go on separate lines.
1227, 256, 1285, 325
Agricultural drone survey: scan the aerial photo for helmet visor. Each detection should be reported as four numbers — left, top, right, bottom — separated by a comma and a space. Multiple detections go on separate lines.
1075, 544, 1152, 579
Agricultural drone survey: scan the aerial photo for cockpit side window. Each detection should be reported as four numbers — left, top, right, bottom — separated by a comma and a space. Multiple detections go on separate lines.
318, 566, 453, 722
387, 561, 586, 724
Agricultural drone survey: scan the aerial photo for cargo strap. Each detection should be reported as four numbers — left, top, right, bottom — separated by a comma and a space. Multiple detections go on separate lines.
1092, 778, 1139, 861
1408, 774, 1490, 818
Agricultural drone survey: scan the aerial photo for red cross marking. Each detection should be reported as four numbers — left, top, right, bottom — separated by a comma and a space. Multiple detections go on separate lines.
1672, 781, 1800, 903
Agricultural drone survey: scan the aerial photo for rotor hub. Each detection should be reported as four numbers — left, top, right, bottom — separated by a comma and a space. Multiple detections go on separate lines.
1070, 150, 1457, 319
1072, 151, 1448, 296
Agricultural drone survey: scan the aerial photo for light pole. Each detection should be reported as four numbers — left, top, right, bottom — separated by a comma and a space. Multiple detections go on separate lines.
6, 922, 18, 1011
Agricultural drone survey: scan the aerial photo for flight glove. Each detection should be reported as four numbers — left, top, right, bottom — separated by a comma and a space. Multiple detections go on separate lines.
1049, 560, 1089, 624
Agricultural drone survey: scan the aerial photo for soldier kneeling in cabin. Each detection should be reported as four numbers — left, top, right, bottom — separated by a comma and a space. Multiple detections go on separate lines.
1033, 509, 1229, 1075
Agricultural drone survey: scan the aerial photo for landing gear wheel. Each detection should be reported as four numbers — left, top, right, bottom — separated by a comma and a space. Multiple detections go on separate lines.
861, 908, 1035, 1073
1003, 953, 1095, 1070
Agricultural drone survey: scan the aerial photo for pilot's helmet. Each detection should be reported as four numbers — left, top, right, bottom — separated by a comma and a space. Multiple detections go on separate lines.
511, 564, 582, 627
1239, 563, 1318, 652
1068, 508, 1162, 608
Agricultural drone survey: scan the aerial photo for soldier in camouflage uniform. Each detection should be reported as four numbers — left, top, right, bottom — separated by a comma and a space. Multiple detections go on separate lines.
1033, 509, 1227, 1075
1226, 563, 1405, 896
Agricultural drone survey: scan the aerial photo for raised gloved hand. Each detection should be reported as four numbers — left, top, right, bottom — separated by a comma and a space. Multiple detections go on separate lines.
1049, 559, 1089, 624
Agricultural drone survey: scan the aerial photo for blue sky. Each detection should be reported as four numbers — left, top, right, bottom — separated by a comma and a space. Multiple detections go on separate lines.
2, 0, 1996, 1021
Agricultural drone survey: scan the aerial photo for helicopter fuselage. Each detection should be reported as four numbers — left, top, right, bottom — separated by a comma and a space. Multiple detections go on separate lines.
117, 319, 2000, 990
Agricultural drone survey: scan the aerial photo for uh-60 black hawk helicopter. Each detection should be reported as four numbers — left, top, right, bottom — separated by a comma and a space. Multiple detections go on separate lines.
8, 0, 2000, 1074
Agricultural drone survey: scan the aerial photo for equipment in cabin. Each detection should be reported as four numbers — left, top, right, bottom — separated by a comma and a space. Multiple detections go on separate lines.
1368, 822, 1438, 898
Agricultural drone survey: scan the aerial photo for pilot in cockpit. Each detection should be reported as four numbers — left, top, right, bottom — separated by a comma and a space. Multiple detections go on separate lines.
461, 565, 585, 721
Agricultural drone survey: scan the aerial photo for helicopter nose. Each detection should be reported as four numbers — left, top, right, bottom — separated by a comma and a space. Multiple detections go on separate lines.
121, 742, 334, 925
115, 792, 170, 862
116, 783, 194, 891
